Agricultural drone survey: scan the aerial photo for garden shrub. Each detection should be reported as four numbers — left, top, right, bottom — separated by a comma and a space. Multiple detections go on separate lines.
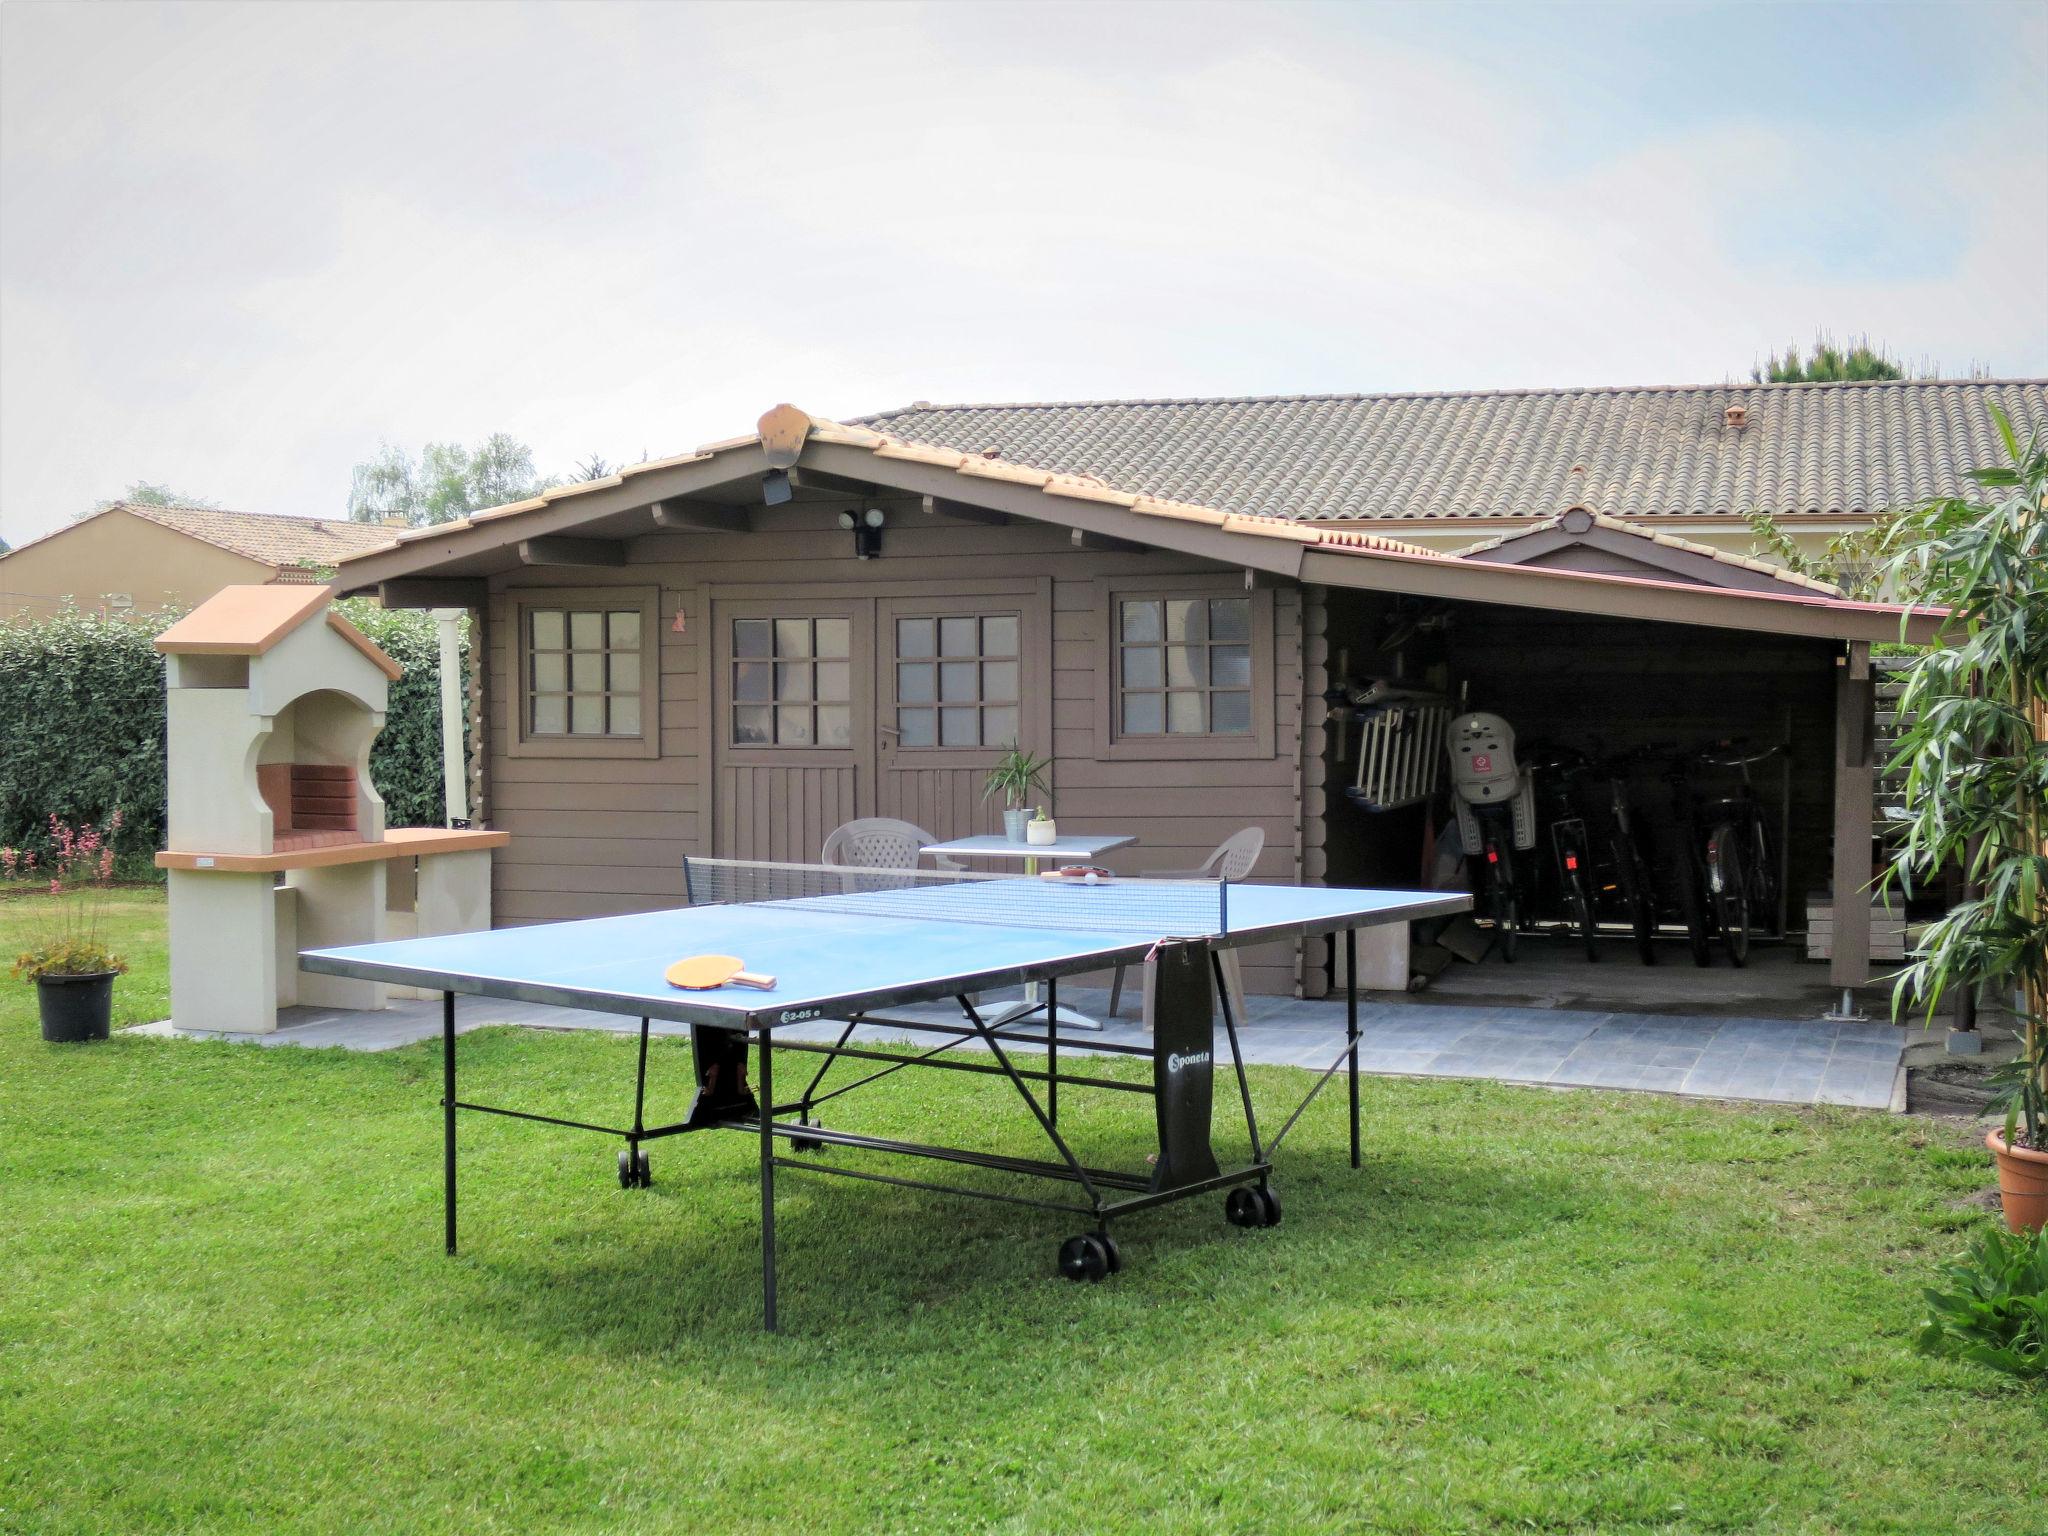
0, 601, 468, 862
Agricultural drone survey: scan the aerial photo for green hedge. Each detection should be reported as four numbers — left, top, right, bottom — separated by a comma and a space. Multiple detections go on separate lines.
0, 602, 469, 862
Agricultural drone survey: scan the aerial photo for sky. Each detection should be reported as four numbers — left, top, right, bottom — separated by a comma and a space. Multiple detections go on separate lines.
2, 0, 2044, 547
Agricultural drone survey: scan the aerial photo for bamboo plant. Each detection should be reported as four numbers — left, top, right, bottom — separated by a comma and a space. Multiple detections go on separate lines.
1880, 406, 2048, 1152
983, 743, 1051, 810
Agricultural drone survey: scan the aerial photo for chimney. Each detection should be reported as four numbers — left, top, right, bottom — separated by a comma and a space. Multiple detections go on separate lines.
1724, 404, 1749, 429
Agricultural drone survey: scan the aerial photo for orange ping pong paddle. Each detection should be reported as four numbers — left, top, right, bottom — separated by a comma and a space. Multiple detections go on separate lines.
664, 954, 777, 991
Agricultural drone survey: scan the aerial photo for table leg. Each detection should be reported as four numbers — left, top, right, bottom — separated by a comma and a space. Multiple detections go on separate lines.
758, 1028, 778, 1332
442, 990, 457, 1255
1346, 929, 1360, 1170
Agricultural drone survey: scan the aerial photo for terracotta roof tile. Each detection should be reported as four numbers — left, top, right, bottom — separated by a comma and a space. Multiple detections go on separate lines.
115, 503, 396, 565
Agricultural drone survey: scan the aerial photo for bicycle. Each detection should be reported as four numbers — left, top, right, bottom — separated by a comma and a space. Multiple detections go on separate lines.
1587, 747, 1663, 966
1526, 743, 1599, 961
1670, 740, 1785, 967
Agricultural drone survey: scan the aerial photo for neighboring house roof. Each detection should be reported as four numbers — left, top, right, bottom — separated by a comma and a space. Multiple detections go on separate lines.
117, 503, 396, 567
856, 379, 2048, 525
1458, 505, 1846, 597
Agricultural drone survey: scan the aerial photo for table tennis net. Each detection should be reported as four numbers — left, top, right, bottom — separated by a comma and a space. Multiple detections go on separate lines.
683, 857, 1231, 937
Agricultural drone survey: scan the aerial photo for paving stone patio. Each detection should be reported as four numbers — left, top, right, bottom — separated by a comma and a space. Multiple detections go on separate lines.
129, 983, 1906, 1111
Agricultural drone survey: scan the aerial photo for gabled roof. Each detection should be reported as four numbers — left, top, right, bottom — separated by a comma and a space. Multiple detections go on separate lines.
858, 379, 2048, 525
155, 583, 401, 679
1458, 505, 1846, 597
335, 403, 1943, 646
119, 503, 397, 565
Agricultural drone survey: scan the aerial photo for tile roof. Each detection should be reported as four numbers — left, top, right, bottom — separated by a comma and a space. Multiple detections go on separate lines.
119, 503, 397, 566
855, 379, 2048, 524
1458, 506, 1846, 596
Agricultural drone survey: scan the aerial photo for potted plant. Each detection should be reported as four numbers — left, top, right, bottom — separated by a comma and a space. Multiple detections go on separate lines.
984, 743, 1050, 842
1881, 406, 2047, 1231
1026, 805, 1058, 846
6, 812, 127, 1043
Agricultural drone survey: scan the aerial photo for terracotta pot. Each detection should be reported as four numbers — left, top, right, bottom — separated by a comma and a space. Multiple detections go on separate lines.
1985, 1128, 2048, 1234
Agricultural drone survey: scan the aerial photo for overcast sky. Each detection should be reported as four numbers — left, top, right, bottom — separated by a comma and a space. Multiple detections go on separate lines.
2, 0, 2043, 547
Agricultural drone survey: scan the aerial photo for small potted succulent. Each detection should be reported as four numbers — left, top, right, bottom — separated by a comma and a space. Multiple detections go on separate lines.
984, 743, 1051, 842
6, 812, 127, 1043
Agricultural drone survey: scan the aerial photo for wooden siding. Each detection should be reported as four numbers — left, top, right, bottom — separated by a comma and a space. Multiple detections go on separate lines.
480, 500, 1312, 993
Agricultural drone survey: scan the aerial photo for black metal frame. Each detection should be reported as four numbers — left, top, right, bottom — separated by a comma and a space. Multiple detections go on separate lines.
434, 933, 1371, 1331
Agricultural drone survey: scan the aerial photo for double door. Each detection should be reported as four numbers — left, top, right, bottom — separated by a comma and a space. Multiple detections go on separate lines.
709, 581, 1053, 862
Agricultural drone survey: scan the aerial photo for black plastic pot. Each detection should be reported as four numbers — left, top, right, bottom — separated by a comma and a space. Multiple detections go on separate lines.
36, 971, 116, 1043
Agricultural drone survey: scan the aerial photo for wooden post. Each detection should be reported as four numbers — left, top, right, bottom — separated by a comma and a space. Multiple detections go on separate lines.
1829, 642, 1876, 996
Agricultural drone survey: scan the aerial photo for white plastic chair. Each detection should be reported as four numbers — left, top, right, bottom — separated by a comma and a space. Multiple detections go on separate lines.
820, 818, 966, 873
1109, 827, 1266, 1019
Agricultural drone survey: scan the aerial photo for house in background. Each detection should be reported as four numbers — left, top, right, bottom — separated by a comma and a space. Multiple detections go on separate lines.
326, 378, 2044, 1011
0, 502, 396, 622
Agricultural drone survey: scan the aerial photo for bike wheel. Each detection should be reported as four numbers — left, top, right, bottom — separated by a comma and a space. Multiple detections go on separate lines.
1675, 861, 1712, 967
1711, 829, 1750, 967
1493, 845, 1519, 963
1614, 843, 1657, 965
1568, 877, 1598, 961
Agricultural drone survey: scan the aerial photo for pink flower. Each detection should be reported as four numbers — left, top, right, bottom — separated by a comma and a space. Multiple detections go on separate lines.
48, 878, 60, 897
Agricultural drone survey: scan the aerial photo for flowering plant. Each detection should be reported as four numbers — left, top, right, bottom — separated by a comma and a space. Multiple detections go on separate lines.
6, 812, 128, 982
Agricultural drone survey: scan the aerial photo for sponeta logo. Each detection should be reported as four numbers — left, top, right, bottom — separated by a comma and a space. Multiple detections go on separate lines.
1166, 1050, 1211, 1074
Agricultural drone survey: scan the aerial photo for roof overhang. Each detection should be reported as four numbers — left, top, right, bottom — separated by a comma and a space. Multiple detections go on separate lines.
334, 405, 1944, 647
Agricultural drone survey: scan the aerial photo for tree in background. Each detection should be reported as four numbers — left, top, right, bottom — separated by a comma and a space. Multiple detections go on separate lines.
570, 454, 616, 482
346, 434, 543, 527
1752, 333, 1907, 384
1745, 512, 1918, 603
77, 481, 220, 522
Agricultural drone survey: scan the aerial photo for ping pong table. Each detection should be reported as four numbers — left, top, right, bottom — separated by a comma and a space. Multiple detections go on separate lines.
301, 858, 1468, 1330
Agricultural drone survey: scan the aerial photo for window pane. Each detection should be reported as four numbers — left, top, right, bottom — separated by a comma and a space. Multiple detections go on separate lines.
939, 616, 978, 657
570, 611, 603, 649
570, 695, 606, 734
1211, 645, 1250, 687
1211, 690, 1252, 734
982, 660, 1017, 702
734, 662, 772, 702
897, 662, 935, 704
532, 653, 566, 691
1122, 692, 1163, 735
571, 653, 605, 693
939, 661, 978, 702
898, 708, 936, 747
897, 617, 934, 658
1120, 600, 1161, 643
1209, 598, 1250, 642
940, 706, 979, 746
1165, 599, 1204, 643
776, 662, 813, 702
1166, 646, 1205, 687
610, 695, 641, 735
982, 706, 1017, 745
982, 615, 1019, 656
817, 706, 850, 747
774, 618, 811, 657
733, 705, 772, 745
815, 617, 850, 658
531, 610, 565, 649
734, 619, 771, 658
609, 611, 640, 650
1166, 692, 1205, 733
776, 705, 813, 745
610, 653, 641, 693
1121, 646, 1162, 688
816, 662, 849, 702
532, 695, 567, 734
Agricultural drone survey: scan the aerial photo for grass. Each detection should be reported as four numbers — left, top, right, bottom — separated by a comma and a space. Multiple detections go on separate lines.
1, 889, 2040, 1534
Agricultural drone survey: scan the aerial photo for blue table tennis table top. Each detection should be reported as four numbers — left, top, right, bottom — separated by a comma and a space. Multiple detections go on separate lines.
301, 878, 1469, 1030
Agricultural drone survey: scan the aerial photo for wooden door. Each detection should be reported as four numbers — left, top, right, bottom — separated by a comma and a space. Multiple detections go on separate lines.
709, 597, 876, 862
875, 588, 1052, 842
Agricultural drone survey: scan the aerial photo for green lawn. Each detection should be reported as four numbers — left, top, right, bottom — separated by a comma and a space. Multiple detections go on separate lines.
1, 890, 2038, 1534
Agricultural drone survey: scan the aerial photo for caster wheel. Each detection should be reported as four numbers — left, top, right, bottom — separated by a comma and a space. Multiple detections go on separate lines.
1058, 1234, 1112, 1283
1099, 1233, 1123, 1274
1225, 1187, 1263, 1228
790, 1120, 825, 1153
1255, 1187, 1282, 1227
618, 1148, 650, 1188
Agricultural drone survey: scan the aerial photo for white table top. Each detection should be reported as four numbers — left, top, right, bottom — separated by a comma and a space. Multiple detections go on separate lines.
923, 832, 1137, 861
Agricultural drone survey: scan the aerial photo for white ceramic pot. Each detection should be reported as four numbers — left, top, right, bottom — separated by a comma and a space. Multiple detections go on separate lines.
1026, 818, 1057, 846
